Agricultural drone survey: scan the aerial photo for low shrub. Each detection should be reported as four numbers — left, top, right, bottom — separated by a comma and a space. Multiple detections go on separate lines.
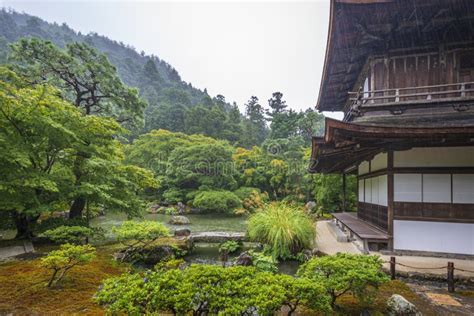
42, 226, 94, 245
35, 217, 88, 234
248, 250, 278, 273
154, 258, 186, 271
192, 190, 242, 213
155, 206, 177, 215
233, 187, 268, 211
112, 221, 170, 262
297, 253, 389, 308
218, 240, 241, 258
96, 265, 331, 315
162, 188, 185, 204
41, 243, 95, 287
247, 203, 315, 259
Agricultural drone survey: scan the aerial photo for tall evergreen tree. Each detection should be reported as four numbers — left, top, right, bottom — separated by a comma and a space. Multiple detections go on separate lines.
266, 92, 288, 117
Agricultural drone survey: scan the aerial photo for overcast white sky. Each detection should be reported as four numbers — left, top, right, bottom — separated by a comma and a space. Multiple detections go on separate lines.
1, 0, 343, 119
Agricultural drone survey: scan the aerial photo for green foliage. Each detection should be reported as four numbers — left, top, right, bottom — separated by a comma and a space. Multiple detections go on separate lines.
154, 258, 186, 271
113, 220, 170, 244
218, 240, 241, 255
42, 226, 93, 245
112, 221, 171, 263
34, 217, 89, 234
162, 188, 186, 204
96, 264, 331, 315
9, 38, 146, 126
192, 190, 242, 213
314, 174, 357, 212
277, 274, 331, 315
233, 187, 267, 212
248, 203, 315, 259
166, 143, 237, 191
163, 207, 177, 215
248, 250, 279, 273
297, 253, 390, 308
40, 243, 95, 287
0, 67, 156, 237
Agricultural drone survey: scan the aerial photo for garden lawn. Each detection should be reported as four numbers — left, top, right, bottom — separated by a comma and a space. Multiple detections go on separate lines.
0, 246, 125, 315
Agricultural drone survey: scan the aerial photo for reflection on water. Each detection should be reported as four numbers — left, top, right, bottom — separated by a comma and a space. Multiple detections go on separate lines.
186, 243, 301, 275
90, 212, 248, 238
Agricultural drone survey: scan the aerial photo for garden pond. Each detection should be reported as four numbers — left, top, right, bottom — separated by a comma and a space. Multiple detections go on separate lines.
91, 212, 300, 274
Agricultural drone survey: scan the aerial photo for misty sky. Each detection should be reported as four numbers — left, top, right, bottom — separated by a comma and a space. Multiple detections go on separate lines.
1, 0, 343, 119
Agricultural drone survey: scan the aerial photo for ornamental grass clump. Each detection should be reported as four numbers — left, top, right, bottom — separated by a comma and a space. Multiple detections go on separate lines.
247, 203, 315, 260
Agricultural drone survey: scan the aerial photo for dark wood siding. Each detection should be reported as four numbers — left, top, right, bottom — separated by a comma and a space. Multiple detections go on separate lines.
358, 202, 388, 231
394, 202, 474, 223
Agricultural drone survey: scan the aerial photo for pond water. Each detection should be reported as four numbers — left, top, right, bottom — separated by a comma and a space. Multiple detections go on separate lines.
1, 212, 301, 274
90, 212, 248, 237
91, 212, 301, 274
187, 243, 301, 275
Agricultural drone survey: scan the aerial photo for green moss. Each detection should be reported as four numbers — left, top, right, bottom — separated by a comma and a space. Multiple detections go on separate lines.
336, 280, 437, 315
458, 290, 474, 298
0, 246, 125, 314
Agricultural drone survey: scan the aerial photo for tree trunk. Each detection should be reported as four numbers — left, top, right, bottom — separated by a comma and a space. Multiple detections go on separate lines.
13, 212, 37, 239
69, 153, 88, 219
69, 196, 86, 219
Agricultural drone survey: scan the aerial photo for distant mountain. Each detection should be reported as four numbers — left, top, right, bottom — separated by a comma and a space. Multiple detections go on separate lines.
0, 9, 226, 122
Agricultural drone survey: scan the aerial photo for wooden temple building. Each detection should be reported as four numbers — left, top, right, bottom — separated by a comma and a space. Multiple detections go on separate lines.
310, 0, 474, 255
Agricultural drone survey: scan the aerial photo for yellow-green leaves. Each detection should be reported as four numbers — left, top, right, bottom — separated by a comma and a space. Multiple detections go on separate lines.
40, 243, 95, 287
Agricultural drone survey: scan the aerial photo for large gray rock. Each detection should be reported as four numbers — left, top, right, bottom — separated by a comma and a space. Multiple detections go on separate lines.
169, 215, 190, 225
305, 201, 317, 212
177, 202, 186, 214
174, 228, 191, 237
235, 251, 253, 266
387, 294, 421, 316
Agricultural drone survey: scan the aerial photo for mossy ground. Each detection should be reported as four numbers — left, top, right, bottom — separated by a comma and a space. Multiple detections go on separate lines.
1, 243, 437, 315
0, 245, 125, 315
335, 280, 438, 315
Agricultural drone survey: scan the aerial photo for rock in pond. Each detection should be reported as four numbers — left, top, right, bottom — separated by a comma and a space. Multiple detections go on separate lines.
177, 202, 186, 214
174, 228, 191, 237
169, 215, 190, 225
387, 294, 421, 316
235, 251, 253, 266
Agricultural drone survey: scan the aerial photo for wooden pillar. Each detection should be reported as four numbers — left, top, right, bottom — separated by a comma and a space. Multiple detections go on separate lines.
342, 173, 347, 212
387, 150, 394, 251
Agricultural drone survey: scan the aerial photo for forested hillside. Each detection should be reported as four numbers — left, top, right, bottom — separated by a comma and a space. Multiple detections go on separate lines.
0, 8, 355, 238
0, 9, 325, 145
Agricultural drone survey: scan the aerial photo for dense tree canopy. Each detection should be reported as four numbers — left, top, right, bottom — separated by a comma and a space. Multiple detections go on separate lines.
0, 67, 155, 237
0, 11, 356, 238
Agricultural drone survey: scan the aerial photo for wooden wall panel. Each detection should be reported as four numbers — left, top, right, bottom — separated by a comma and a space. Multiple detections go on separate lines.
358, 202, 388, 231
394, 201, 474, 223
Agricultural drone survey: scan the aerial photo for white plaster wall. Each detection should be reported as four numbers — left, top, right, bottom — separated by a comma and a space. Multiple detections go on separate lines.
365, 178, 372, 203
378, 175, 388, 206
359, 161, 370, 175
394, 174, 422, 202
423, 174, 451, 203
394, 220, 474, 255
358, 180, 365, 202
371, 152, 387, 171
453, 174, 474, 203
394, 147, 474, 167
371, 176, 379, 205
